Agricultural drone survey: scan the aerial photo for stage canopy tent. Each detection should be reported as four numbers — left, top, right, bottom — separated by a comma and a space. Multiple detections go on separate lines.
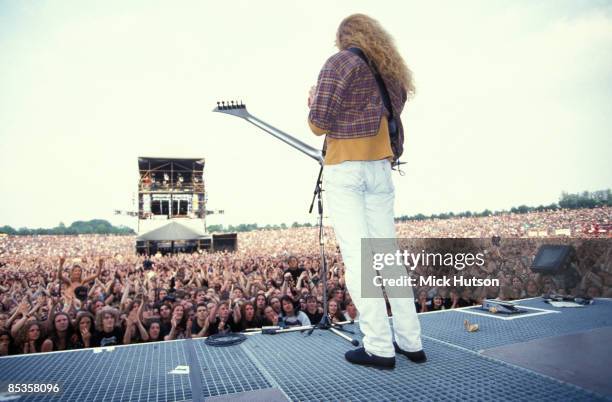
138, 157, 205, 172
137, 221, 206, 241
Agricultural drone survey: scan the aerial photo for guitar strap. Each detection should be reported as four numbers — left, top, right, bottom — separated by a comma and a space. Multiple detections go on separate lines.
346, 47, 398, 138
347, 47, 403, 173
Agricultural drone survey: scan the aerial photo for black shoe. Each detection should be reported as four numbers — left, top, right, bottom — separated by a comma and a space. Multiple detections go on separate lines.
345, 347, 395, 369
393, 342, 427, 363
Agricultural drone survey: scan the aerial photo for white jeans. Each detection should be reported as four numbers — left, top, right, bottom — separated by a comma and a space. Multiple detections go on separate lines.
324, 159, 423, 357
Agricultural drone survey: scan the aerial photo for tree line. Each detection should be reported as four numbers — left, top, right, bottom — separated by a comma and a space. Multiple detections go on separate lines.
0, 220, 135, 236
1, 189, 609, 235
209, 189, 612, 232
396, 189, 611, 222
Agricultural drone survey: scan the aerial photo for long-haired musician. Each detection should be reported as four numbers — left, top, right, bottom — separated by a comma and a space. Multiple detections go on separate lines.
307, 14, 426, 369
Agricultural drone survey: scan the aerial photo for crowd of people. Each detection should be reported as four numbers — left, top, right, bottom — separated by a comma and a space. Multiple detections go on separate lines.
0, 207, 610, 356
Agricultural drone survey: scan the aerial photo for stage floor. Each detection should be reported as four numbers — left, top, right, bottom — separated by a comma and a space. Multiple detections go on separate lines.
1, 298, 611, 401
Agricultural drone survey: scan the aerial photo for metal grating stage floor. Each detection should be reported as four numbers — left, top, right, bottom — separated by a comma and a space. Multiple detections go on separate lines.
1, 298, 611, 401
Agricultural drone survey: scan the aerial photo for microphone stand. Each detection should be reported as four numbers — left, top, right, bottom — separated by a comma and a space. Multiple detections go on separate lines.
305, 165, 359, 346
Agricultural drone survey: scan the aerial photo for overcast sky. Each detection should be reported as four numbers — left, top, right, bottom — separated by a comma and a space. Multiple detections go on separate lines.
0, 0, 611, 231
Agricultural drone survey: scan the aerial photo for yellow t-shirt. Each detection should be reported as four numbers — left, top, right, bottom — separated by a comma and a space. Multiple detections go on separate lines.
308, 117, 394, 165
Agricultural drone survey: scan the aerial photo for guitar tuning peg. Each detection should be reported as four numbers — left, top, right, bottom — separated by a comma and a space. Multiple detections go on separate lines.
240, 100, 245, 109
221, 101, 226, 110
217, 101, 221, 109
230, 101, 235, 109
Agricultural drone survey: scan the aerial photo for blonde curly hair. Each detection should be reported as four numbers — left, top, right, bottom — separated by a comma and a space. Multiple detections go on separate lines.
335, 14, 415, 100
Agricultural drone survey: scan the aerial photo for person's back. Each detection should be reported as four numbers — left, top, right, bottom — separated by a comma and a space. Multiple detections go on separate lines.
309, 50, 400, 167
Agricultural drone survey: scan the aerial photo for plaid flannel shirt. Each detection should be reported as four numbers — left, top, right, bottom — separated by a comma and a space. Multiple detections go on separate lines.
309, 50, 407, 160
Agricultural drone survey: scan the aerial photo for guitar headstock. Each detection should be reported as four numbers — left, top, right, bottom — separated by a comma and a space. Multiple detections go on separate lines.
212, 100, 250, 118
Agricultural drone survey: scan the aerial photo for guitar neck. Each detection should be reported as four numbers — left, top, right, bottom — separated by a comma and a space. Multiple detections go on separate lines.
213, 100, 323, 164
243, 114, 323, 164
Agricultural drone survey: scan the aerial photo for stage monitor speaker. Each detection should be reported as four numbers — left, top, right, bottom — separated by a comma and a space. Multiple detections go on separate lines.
481, 300, 525, 314
530, 245, 575, 274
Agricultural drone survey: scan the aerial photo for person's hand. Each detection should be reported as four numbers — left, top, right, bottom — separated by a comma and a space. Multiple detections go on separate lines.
33, 299, 43, 311
24, 341, 32, 354
17, 300, 30, 314
307, 85, 316, 108
127, 307, 139, 323
81, 326, 91, 343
